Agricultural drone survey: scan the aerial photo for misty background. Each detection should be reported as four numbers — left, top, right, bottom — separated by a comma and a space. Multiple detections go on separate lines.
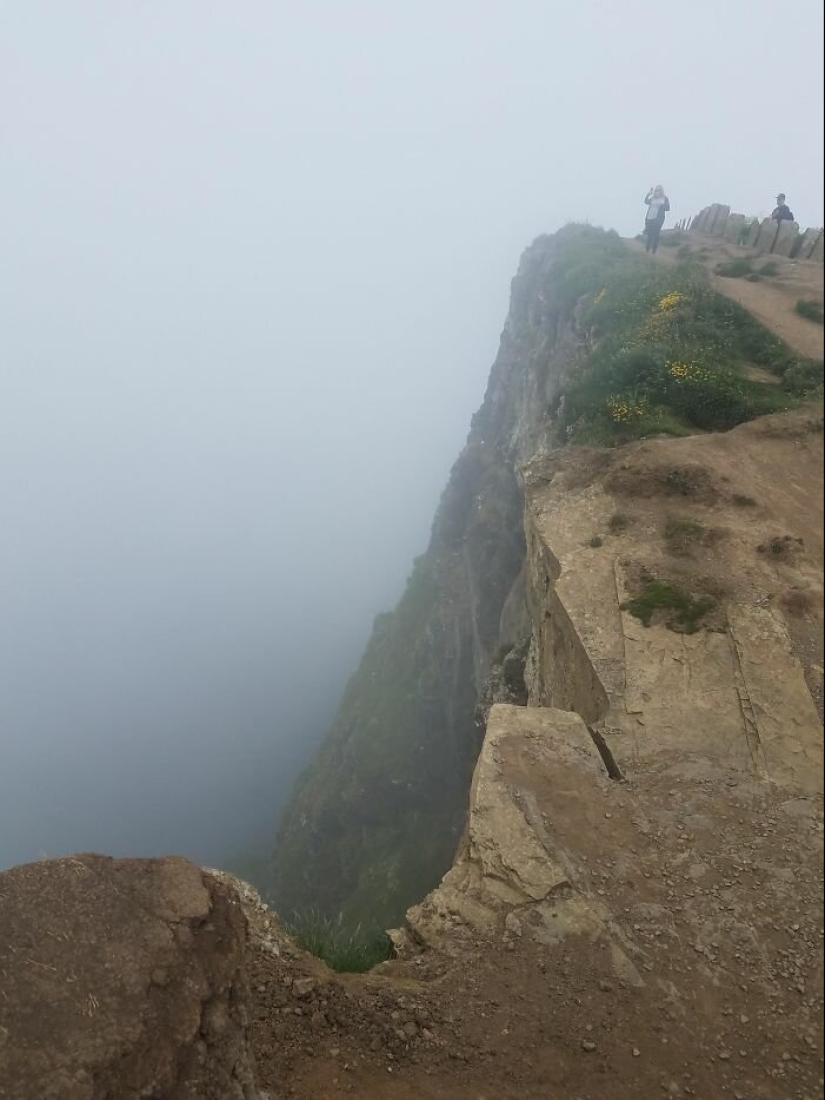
2, 1, 822, 872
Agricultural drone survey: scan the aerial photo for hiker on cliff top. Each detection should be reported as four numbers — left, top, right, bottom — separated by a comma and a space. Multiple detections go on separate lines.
771, 193, 795, 222
643, 184, 670, 254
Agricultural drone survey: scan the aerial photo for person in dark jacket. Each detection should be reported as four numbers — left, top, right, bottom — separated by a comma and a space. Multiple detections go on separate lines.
644, 185, 671, 254
771, 193, 795, 222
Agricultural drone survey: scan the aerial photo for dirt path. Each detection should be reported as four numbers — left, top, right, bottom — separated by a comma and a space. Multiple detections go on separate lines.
626, 234, 824, 359
240, 757, 823, 1100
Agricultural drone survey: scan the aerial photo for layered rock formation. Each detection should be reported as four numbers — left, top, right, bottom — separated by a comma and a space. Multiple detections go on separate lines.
405, 404, 824, 955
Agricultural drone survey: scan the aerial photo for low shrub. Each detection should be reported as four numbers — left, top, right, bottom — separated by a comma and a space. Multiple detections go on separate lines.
783, 358, 824, 395
715, 257, 754, 278
621, 577, 717, 633
757, 535, 804, 560
796, 299, 824, 325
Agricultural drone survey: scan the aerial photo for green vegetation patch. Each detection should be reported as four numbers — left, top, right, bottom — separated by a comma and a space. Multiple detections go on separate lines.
715, 258, 781, 281
547, 230, 822, 445
715, 257, 754, 278
796, 299, 824, 325
621, 577, 717, 634
287, 911, 394, 973
663, 517, 721, 557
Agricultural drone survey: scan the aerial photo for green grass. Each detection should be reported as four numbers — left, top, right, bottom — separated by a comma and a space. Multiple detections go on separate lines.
548, 234, 820, 446
715, 259, 780, 281
621, 578, 717, 633
715, 257, 754, 278
796, 299, 824, 325
287, 910, 395, 973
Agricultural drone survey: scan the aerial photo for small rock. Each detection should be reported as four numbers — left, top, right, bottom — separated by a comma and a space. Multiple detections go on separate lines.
582, 1040, 597, 1053
598, 980, 614, 993
291, 977, 317, 999
504, 913, 523, 938
633, 1048, 641, 1058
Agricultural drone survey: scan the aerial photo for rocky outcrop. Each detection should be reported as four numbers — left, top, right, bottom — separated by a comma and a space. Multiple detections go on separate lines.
691, 201, 824, 261
404, 704, 642, 984
521, 406, 824, 790
0, 855, 259, 1100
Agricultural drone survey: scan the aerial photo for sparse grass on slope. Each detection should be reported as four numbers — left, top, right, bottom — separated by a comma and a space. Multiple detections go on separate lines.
715, 259, 781, 281
287, 910, 394, 973
715, 257, 755, 278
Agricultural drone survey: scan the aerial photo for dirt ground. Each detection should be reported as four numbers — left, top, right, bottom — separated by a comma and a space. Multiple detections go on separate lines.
234, 754, 823, 1100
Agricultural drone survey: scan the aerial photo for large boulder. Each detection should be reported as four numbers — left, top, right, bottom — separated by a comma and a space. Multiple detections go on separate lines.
0, 855, 260, 1100
772, 219, 799, 257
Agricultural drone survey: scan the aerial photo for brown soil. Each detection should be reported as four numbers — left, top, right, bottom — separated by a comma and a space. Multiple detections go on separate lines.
233, 759, 823, 1100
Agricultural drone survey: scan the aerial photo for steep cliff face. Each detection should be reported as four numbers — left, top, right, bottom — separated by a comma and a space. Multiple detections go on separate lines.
271, 225, 823, 929
271, 229, 608, 926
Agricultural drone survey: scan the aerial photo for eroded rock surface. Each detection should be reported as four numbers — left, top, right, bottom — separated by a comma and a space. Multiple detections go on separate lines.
0, 855, 258, 1100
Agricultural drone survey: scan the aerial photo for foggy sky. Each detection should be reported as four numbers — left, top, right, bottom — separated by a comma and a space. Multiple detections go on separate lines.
2, 1, 823, 871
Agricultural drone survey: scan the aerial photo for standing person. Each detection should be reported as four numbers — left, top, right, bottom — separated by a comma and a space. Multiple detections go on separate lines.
644, 184, 671, 254
771, 193, 795, 222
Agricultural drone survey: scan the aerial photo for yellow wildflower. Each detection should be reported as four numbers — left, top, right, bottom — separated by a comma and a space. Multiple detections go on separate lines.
667, 361, 709, 383
657, 291, 683, 312
607, 395, 648, 423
